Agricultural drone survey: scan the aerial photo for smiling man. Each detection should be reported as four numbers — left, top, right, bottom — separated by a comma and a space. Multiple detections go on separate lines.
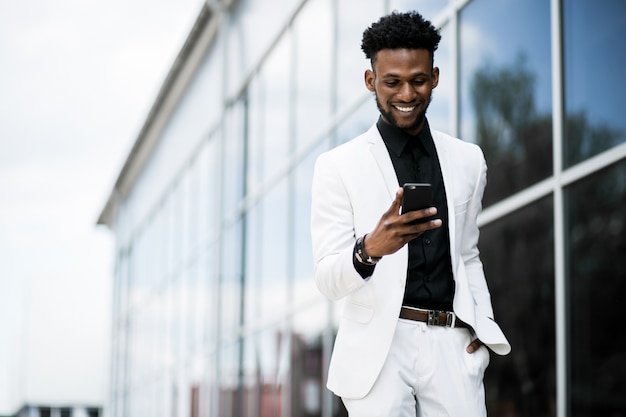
310, 11, 510, 417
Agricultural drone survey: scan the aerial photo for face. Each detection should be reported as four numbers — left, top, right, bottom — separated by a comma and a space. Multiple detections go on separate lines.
365, 48, 439, 136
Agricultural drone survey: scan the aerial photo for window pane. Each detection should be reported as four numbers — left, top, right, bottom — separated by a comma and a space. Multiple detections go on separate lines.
220, 220, 244, 341
293, 144, 327, 308
226, 0, 302, 98
202, 245, 219, 347
222, 104, 245, 218
335, 98, 378, 146
460, 0, 552, 206
565, 160, 626, 416
246, 32, 291, 189
564, 0, 626, 167
428, 23, 452, 134
259, 33, 291, 183
335, 0, 385, 107
243, 179, 290, 325
389, 0, 450, 19
259, 179, 289, 319
195, 137, 219, 248
480, 196, 555, 416
294, 0, 332, 147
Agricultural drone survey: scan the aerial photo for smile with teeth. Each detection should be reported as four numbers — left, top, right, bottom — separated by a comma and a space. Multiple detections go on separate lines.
394, 105, 416, 112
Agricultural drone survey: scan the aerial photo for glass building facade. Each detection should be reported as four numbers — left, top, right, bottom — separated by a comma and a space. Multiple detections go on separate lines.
98, 1, 626, 416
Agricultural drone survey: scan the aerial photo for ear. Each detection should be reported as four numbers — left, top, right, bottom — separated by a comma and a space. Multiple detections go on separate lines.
364, 69, 375, 92
431, 67, 440, 89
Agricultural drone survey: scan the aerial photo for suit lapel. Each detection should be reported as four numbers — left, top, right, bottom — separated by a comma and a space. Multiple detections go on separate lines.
365, 124, 398, 199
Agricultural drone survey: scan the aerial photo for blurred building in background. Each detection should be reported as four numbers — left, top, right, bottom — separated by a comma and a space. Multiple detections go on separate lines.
15, 405, 101, 417
97, 0, 626, 416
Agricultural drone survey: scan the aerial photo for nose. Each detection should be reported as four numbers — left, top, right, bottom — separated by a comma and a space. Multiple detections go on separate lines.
397, 82, 417, 101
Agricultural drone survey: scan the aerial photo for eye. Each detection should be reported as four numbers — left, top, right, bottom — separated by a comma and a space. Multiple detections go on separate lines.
384, 80, 399, 87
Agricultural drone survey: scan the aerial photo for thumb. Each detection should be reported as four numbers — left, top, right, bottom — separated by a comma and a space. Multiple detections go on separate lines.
466, 338, 483, 354
388, 187, 403, 214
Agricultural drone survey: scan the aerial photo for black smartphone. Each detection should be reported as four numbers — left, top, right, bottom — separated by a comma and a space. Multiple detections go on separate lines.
401, 183, 433, 214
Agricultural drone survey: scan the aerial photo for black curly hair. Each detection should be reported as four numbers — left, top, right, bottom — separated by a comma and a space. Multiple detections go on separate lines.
361, 11, 441, 66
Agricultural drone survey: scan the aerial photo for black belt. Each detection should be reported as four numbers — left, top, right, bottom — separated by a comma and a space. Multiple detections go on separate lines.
399, 306, 470, 329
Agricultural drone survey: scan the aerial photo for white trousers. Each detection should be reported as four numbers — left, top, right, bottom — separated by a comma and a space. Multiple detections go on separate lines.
342, 318, 490, 417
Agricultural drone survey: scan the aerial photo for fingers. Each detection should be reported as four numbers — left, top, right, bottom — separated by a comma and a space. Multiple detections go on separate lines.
402, 208, 442, 234
466, 338, 483, 354
368, 188, 441, 257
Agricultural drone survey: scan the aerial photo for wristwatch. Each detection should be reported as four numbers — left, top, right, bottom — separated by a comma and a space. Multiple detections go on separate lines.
354, 235, 382, 265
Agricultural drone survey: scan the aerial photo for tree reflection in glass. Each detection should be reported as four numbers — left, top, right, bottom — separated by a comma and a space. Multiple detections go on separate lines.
470, 54, 552, 207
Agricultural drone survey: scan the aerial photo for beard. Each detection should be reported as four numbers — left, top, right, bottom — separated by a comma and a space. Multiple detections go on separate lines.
374, 93, 432, 134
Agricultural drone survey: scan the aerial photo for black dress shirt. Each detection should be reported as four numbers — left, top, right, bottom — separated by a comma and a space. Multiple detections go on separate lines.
354, 117, 455, 311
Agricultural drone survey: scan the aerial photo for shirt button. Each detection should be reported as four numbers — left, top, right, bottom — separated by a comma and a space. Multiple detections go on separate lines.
424, 238, 431, 245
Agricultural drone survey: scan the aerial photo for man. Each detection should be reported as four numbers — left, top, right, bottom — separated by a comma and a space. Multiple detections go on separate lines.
310, 11, 511, 416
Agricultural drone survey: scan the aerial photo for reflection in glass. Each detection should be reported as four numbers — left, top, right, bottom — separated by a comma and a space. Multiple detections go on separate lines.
291, 306, 347, 417
291, 332, 324, 416
564, 1, 626, 167
481, 196, 555, 416
218, 341, 241, 417
565, 160, 626, 416
460, 0, 552, 206
239, 326, 286, 417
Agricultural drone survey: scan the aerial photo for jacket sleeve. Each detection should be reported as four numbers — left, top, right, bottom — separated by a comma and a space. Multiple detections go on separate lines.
310, 151, 367, 301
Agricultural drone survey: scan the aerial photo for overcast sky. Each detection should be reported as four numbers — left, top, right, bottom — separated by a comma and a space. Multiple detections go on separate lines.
0, 0, 202, 412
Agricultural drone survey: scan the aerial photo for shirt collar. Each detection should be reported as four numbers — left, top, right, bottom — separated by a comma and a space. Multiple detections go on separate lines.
376, 116, 434, 157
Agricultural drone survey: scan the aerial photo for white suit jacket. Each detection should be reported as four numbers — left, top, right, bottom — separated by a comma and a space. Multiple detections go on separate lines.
310, 123, 511, 399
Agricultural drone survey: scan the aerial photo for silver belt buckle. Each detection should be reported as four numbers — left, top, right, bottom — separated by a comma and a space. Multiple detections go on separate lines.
427, 310, 456, 327
427, 310, 440, 325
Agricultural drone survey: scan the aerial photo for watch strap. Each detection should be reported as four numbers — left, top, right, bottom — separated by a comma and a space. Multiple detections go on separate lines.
355, 235, 381, 265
